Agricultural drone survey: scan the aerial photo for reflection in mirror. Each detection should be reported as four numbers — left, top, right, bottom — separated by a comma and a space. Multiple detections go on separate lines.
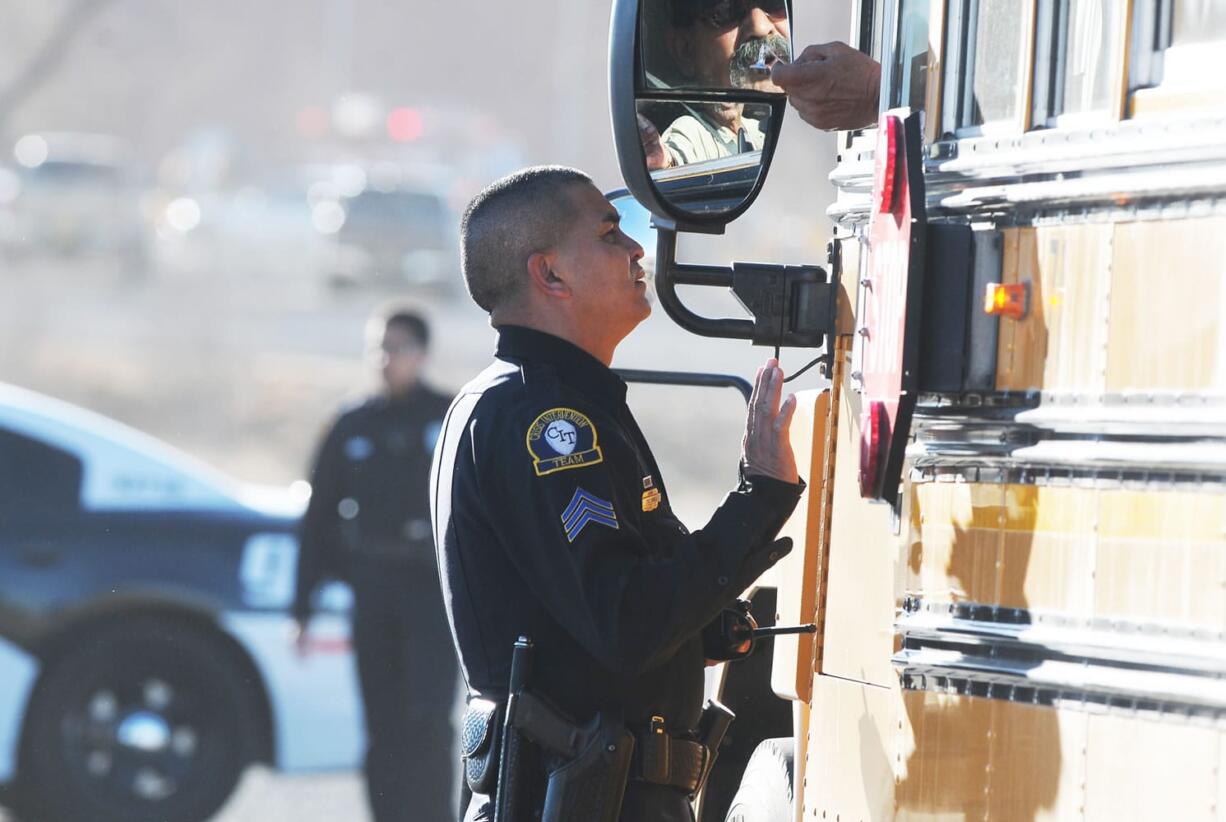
609, 192, 656, 257
637, 99, 772, 170
639, 0, 792, 93
609, 192, 658, 284
649, 149, 764, 216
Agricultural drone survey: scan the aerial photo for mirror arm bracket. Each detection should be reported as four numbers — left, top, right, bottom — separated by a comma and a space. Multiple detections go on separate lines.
653, 226, 834, 349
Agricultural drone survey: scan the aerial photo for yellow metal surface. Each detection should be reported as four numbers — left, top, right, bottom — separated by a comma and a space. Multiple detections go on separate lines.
994, 224, 1113, 393
802, 675, 899, 822
991, 218, 1226, 395
1094, 490, 1226, 626
909, 482, 1226, 627
1000, 485, 1097, 617
769, 388, 829, 703
1084, 715, 1220, 821
1107, 217, 1226, 394
908, 482, 1006, 607
995, 228, 1044, 390
820, 373, 904, 687
896, 691, 1084, 821
1129, 86, 1226, 118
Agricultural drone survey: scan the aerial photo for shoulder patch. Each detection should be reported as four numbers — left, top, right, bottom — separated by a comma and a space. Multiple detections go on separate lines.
525, 407, 604, 476
561, 488, 619, 542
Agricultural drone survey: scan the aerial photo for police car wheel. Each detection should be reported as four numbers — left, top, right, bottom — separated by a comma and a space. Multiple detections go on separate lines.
19, 617, 257, 822
723, 737, 794, 822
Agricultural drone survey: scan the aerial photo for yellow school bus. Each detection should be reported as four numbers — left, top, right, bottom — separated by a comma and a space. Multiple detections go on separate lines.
610, 0, 1226, 819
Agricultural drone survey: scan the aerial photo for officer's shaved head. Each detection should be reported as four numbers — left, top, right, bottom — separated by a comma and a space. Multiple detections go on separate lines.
460, 165, 594, 313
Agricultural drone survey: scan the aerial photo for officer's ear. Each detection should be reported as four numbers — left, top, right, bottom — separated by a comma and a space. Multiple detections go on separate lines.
526, 251, 572, 301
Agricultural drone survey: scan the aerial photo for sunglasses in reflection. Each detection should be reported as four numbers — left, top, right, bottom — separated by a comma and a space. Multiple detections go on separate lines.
684, 0, 788, 30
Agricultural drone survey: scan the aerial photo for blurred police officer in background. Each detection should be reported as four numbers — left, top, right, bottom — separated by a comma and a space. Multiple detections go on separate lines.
294, 307, 458, 821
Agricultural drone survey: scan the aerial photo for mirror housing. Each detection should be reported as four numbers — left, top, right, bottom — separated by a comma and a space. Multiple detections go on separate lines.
609, 0, 790, 230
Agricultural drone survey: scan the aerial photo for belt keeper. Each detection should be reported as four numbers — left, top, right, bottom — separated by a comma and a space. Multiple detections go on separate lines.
641, 715, 671, 783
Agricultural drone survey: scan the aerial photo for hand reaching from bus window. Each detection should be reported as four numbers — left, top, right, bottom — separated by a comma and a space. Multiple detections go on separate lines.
638, 113, 673, 170
770, 42, 882, 132
742, 358, 799, 485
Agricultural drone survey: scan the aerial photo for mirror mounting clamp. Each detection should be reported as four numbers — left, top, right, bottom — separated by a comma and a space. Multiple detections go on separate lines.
654, 225, 833, 350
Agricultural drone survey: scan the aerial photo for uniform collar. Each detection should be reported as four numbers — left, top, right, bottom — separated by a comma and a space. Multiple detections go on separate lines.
495, 325, 627, 406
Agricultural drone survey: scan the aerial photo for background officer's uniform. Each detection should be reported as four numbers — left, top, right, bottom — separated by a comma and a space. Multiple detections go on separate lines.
296, 387, 458, 822
431, 326, 802, 822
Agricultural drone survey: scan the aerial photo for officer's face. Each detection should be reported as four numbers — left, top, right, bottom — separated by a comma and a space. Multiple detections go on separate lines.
552, 184, 650, 340
377, 324, 426, 395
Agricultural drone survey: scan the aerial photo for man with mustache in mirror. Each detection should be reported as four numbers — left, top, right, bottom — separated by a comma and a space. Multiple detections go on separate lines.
644, 0, 792, 169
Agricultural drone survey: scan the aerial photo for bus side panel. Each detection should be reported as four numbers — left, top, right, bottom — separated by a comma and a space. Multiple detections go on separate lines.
910, 482, 1226, 630
802, 675, 899, 821
1107, 217, 1226, 395
896, 692, 1087, 821
819, 366, 903, 688
993, 218, 1226, 397
1084, 715, 1220, 821
1094, 489, 1226, 627
994, 224, 1114, 394
770, 388, 830, 703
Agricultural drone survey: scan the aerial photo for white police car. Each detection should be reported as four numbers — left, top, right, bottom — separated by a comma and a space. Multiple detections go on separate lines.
0, 383, 362, 822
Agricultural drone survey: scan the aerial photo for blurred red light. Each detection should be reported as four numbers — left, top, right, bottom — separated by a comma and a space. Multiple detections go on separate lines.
387, 107, 423, 142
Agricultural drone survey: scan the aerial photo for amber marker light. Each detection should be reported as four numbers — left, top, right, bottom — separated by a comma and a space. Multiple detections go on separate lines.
984, 282, 1029, 320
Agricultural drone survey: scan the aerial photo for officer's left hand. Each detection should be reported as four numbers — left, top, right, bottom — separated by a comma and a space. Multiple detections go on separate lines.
742, 359, 799, 485
703, 599, 758, 663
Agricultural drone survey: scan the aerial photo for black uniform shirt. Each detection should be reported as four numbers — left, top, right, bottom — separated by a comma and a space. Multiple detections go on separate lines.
295, 386, 451, 620
430, 326, 802, 731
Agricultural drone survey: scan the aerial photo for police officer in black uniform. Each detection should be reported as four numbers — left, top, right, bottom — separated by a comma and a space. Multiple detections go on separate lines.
431, 167, 804, 822
295, 309, 458, 822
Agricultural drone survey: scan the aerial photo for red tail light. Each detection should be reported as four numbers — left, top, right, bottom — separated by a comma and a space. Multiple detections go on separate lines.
859, 400, 887, 498
874, 115, 901, 214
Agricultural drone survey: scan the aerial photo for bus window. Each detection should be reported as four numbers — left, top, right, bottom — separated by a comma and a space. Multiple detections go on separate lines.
1130, 0, 1226, 115
969, 0, 1033, 128
1034, 0, 1126, 126
887, 0, 930, 111
944, 0, 1038, 135
1164, 0, 1226, 83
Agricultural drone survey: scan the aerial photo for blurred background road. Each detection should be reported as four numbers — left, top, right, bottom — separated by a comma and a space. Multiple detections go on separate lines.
0, 0, 846, 818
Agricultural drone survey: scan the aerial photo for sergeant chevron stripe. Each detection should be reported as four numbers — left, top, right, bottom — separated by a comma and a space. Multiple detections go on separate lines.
561, 488, 619, 542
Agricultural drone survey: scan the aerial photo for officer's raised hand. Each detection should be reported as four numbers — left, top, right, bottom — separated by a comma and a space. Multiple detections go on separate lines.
742, 358, 799, 484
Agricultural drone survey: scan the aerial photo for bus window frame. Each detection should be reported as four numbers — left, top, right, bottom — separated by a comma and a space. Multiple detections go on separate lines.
940, 0, 1039, 138
842, 0, 889, 151
1128, 0, 1226, 117
882, 0, 934, 114
1030, 0, 1131, 130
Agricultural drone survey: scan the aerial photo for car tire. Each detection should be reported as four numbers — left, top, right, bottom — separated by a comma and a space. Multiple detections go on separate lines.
723, 737, 794, 822
20, 616, 257, 822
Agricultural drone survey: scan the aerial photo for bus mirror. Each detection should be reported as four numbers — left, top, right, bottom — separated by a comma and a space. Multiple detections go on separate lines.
609, 0, 792, 230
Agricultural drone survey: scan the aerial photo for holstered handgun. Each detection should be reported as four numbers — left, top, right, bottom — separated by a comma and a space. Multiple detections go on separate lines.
491, 635, 634, 822
539, 710, 633, 822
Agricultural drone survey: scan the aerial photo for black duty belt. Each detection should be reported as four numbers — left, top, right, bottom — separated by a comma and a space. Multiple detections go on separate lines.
631, 716, 710, 794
